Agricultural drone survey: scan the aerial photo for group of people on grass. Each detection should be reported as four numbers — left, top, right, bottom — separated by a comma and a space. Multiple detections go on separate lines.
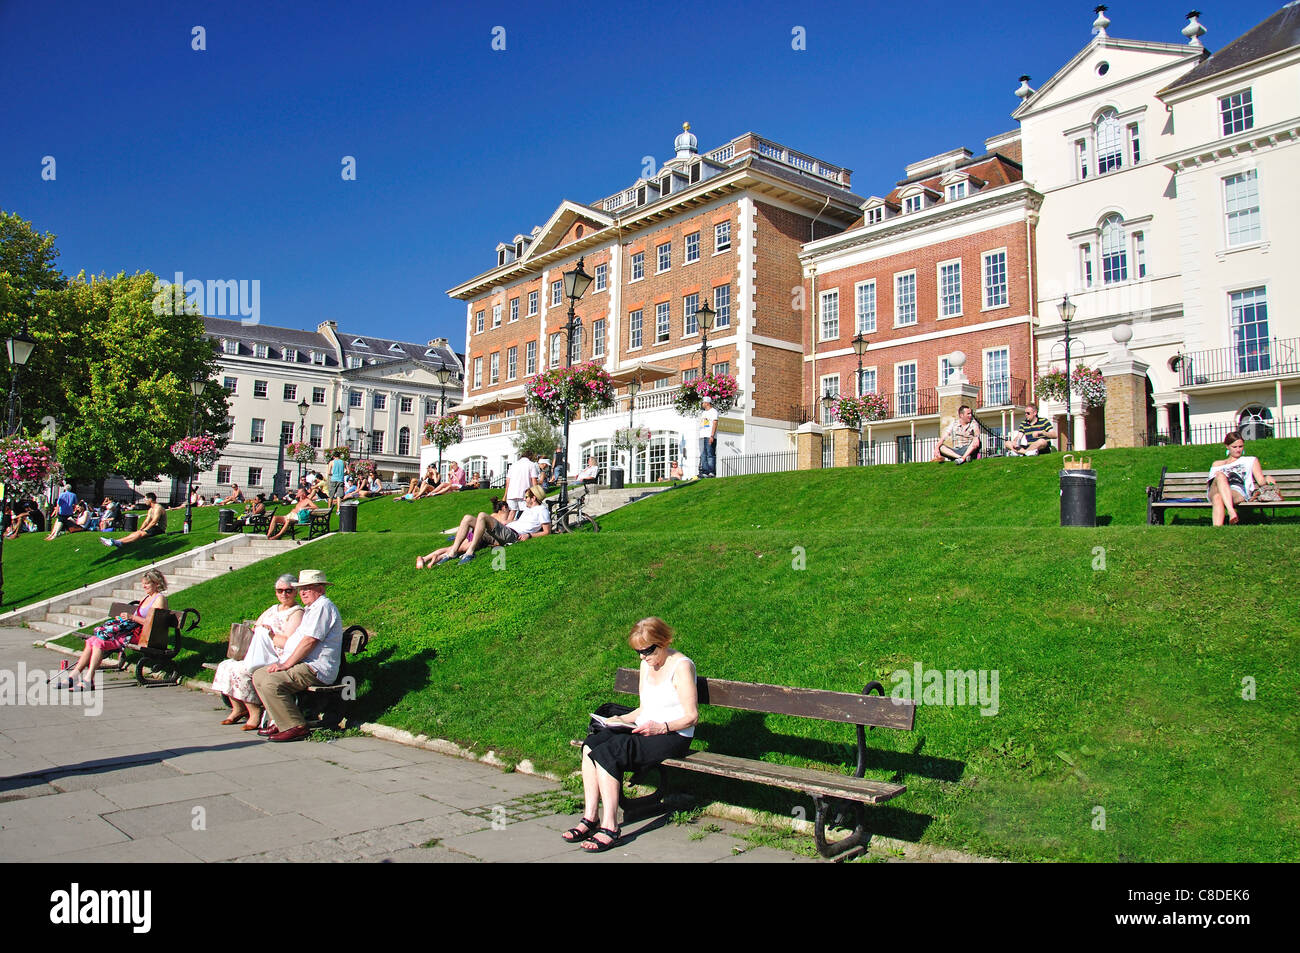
934, 404, 1058, 464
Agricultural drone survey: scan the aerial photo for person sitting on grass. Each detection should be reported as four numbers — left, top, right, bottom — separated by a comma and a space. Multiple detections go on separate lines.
212, 574, 303, 730
220, 483, 245, 505
265, 489, 324, 540
668, 459, 684, 481
1005, 405, 1057, 456
357, 476, 387, 499
564, 617, 698, 853
1208, 431, 1283, 526
398, 464, 440, 501
100, 493, 167, 549
430, 460, 466, 495
415, 498, 512, 567
251, 569, 344, 743
441, 485, 551, 565
934, 405, 981, 465
44, 484, 79, 540
55, 570, 169, 691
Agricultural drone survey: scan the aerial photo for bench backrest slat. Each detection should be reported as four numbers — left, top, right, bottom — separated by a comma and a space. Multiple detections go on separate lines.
615, 668, 914, 730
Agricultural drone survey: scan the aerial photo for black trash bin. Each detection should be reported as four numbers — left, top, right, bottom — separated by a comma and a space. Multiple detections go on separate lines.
1060, 458, 1097, 527
608, 467, 625, 490
218, 508, 237, 533
339, 502, 358, 533
123, 512, 139, 533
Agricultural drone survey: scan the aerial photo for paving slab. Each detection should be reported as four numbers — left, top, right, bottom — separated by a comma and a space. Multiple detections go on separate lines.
98, 770, 250, 810
46, 834, 205, 863
163, 812, 337, 862
47, 761, 180, 793
295, 792, 455, 836
0, 815, 130, 861
102, 794, 268, 840
227, 777, 378, 815
371, 844, 481, 863
0, 787, 117, 825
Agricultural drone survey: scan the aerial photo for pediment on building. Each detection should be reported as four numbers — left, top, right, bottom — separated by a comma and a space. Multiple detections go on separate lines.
523, 201, 614, 259
1013, 38, 1200, 120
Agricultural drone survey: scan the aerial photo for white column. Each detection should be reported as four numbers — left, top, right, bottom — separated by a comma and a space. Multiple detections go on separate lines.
1156, 403, 1170, 438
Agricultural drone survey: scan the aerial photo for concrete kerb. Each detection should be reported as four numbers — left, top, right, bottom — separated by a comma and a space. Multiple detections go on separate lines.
0, 532, 334, 628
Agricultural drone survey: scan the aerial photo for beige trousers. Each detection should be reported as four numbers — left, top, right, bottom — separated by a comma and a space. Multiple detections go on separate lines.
252, 663, 321, 730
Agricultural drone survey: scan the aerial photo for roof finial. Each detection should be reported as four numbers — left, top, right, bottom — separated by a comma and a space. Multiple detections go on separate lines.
674, 122, 698, 159
1016, 75, 1034, 100
1182, 10, 1207, 46
1093, 4, 1110, 38
683, 121, 690, 131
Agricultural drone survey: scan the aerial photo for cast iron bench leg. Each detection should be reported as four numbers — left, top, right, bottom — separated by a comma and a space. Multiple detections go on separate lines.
813, 796, 869, 860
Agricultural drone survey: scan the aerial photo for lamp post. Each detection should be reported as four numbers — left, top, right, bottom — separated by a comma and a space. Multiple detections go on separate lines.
696, 307, 715, 378
1055, 295, 1080, 451
852, 333, 869, 455
296, 397, 310, 484
559, 256, 592, 514
436, 365, 453, 475
183, 373, 206, 534
626, 377, 641, 480
332, 407, 344, 447
1, 329, 36, 608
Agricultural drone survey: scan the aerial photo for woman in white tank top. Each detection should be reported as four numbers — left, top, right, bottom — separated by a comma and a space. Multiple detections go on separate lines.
565, 617, 699, 853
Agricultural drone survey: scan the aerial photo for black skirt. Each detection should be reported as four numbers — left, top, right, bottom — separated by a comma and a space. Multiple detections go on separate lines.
582, 727, 691, 778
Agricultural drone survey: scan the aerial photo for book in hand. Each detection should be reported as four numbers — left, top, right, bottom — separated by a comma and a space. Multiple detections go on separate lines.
589, 713, 635, 731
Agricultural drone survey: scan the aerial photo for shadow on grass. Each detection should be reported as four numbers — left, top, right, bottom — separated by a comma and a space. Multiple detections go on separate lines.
347, 643, 439, 724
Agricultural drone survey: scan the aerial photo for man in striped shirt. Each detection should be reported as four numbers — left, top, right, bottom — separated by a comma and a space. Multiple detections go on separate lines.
1006, 405, 1057, 456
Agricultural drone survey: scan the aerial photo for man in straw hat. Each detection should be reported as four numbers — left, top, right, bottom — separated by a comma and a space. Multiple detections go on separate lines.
251, 569, 343, 742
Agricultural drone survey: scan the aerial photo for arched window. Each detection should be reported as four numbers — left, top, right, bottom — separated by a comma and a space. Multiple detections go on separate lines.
1095, 109, 1123, 174
1100, 215, 1128, 284
1238, 405, 1274, 440
397, 427, 411, 456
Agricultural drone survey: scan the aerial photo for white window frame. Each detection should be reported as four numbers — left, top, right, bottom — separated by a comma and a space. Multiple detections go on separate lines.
528, 291, 538, 316
683, 293, 699, 337
903, 194, 923, 214
348, 389, 363, 408
510, 297, 519, 322
894, 271, 917, 327
250, 418, 265, 444
857, 366, 878, 397
819, 374, 840, 425
714, 222, 731, 253
982, 347, 1011, 407
655, 302, 670, 344
592, 318, 605, 358
489, 352, 500, 384
283, 347, 296, 362
1220, 89, 1254, 137
312, 386, 325, 404
549, 333, 562, 369
254, 343, 268, 359
473, 357, 483, 388
217, 464, 231, 485
945, 181, 967, 202
222, 339, 238, 355
937, 259, 962, 319
819, 289, 840, 341
684, 232, 700, 263
855, 280, 877, 334
400, 396, 413, 413
629, 309, 643, 350
507, 346, 518, 380
594, 263, 607, 292
525, 340, 537, 375
223, 376, 237, 394
895, 362, 918, 416
1078, 242, 1094, 290
253, 380, 268, 399
631, 252, 645, 281
309, 424, 323, 449
713, 285, 731, 328
1223, 169, 1262, 248
492, 304, 501, 328
551, 280, 562, 307
982, 249, 1008, 311
282, 383, 297, 401
656, 242, 671, 274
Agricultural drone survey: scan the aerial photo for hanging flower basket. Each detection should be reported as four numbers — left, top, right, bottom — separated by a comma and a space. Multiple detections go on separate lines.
285, 441, 317, 465
324, 445, 351, 461
0, 436, 56, 499
1071, 365, 1107, 408
695, 373, 739, 413
673, 386, 702, 418
828, 396, 870, 429
1034, 368, 1069, 405
170, 434, 221, 471
861, 392, 890, 421
525, 364, 616, 425
423, 414, 463, 451
614, 426, 653, 450
351, 458, 377, 483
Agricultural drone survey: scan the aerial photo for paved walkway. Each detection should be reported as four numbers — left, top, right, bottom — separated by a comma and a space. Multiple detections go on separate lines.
0, 627, 810, 863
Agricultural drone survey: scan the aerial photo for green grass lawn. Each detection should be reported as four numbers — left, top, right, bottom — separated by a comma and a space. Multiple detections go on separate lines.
40, 441, 1300, 860
2, 505, 229, 612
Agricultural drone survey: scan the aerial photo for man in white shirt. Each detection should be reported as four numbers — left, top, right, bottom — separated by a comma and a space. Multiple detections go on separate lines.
573, 456, 600, 486
504, 450, 540, 519
251, 570, 344, 742
698, 397, 719, 477
447, 485, 551, 565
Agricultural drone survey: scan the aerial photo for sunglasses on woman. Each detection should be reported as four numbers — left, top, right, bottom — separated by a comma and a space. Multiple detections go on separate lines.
634, 644, 658, 657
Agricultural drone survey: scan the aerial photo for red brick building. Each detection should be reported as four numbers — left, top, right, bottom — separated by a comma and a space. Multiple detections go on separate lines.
438, 125, 863, 480
799, 132, 1042, 462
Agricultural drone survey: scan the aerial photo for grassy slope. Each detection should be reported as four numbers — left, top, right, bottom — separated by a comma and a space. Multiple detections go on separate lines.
44, 443, 1300, 860
3, 506, 227, 612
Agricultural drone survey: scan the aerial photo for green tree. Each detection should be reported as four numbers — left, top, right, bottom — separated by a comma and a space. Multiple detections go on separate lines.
511, 414, 561, 461
0, 211, 65, 430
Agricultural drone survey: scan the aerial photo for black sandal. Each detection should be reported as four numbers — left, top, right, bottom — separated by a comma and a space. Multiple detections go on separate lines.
561, 817, 599, 843
581, 827, 621, 852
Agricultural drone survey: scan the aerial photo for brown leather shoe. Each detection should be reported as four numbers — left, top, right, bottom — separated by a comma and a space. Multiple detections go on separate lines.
268, 725, 310, 743
256, 723, 279, 737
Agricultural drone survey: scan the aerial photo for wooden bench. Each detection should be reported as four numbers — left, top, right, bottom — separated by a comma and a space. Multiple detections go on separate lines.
240, 505, 277, 534
591, 668, 916, 860
108, 601, 201, 686
1146, 467, 1300, 524
215, 621, 371, 730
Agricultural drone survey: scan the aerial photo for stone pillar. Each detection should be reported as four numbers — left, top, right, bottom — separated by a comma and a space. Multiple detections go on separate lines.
1099, 357, 1151, 448
936, 382, 980, 443
830, 426, 860, 467
796, 422, 824, 470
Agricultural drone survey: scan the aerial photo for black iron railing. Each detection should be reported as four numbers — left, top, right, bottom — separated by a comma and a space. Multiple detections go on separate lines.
1142, 416, 1300, 447
1176, 337, 1300, 387
972, 377, 1027, 409
719, 450, 797, 478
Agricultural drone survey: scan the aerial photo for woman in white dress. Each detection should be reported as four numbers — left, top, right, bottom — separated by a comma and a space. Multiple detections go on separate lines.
213, 575, 303, 729
1207, 431, 1281, 526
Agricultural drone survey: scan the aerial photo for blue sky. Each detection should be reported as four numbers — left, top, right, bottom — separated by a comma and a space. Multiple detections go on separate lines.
1, 0, 1283, 347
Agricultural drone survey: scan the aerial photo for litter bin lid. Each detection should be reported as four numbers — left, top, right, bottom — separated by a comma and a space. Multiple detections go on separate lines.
1059, 468, 1096, 479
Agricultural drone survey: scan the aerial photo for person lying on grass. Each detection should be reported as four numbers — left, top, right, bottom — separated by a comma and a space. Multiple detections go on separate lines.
55, 570, 168, 692
1208, 430, 1282, 526
439, 484, 551, 565
415, 497, 512, 568
100, 492, 167, 549
212, 573, 303, 730
565, 616, 698, 853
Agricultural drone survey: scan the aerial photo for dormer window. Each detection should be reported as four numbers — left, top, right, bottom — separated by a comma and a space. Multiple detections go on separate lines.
515, 241, 524, 258
311, 350, 325, 366
222, 339, 238, 355
660, 176, 672, 196
903, 195, 923, 214
689, 162, 701, 184
389, 343, 404, 353
254, 343, 268, 359
945, 182, 967, 201
866, 207, 885, 225
283, 348, 297, 362
347, 356, 363, 369
352, 338, 368, 348
498, 249, 506, 266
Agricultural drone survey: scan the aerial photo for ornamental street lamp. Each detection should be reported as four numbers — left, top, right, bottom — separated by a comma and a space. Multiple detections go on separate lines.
696, 303, 716, 378
183, 373, 206, 534
559, 256, 592, 515
626, 377, 641, 479
1054, 294, 1081, 451
436, 364, 454, 475
332, 406, 344, 447
852, 333, 870, 452
296, 397, 310, 484
1, 328, 36, 607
